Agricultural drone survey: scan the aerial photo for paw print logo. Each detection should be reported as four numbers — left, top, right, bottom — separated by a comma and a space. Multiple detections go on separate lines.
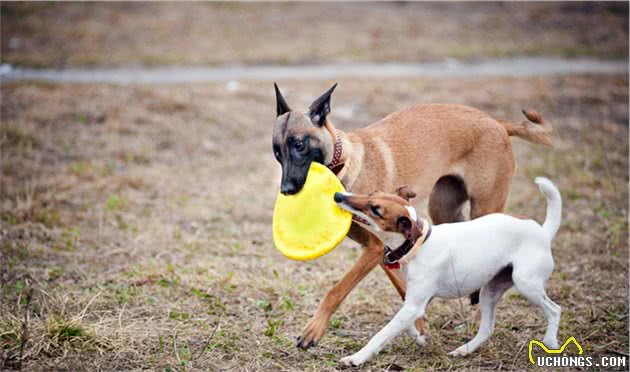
528, 336, 584, 364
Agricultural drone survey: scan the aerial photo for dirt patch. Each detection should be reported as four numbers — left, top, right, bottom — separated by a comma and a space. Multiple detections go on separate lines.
1, 75, 628, 370
1, 2, 628, 68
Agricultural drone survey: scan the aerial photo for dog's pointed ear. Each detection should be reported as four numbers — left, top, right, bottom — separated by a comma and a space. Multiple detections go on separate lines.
309, 83, 337, 126
397, 216, 421, 241
274, 82, 291, 117
395, 185, 417, 201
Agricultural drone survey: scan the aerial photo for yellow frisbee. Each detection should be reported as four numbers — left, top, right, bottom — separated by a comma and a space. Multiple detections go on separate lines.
273, 162, 352, 261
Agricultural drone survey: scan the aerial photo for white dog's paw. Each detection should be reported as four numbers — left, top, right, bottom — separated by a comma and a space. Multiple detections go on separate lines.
406, 328, 430, 347
413, 334, 428, 346
448, 346, 471, 357
340, 353, 367, 367
543, 338, 559, 350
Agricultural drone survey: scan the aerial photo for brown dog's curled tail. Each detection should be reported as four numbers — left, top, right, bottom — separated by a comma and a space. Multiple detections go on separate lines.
498, 109, 552, 146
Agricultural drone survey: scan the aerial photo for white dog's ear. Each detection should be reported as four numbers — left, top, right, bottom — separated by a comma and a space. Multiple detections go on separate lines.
397, 216, 421, 241
395, 185, 416, 201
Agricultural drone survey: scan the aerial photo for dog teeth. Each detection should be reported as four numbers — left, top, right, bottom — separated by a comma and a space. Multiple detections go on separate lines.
352, 216, 368, 225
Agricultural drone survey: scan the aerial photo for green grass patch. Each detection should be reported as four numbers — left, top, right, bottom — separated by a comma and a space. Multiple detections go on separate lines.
75, 113, 88, 125
45, 317, 93, 346
55, 227, 81, 251
106, 194, 126, 211
168, 310, 191, 321
0, 320, 21, 349
1, 124, 41, 151
330, 318, 343, 330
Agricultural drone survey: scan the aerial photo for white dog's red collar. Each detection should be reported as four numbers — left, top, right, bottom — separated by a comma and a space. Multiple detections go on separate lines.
383, 218, 431, 270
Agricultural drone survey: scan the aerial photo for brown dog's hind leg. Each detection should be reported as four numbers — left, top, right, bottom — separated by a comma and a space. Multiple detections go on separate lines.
428, 175, 469, 224
467, 170, 512, 305
409, 175, 470, 333
470, 195, 508, 220
467, 194, 508, 305
297, 225, 383, 349
469, 167, 511, 219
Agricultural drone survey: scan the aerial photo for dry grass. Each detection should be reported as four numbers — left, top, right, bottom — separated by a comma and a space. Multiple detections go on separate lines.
1, 74, 628, 371
1, 2, 628, 68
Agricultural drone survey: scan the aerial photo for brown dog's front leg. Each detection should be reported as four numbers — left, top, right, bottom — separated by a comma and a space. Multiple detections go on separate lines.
380, 265, 406, 299
297, 238, 383, 349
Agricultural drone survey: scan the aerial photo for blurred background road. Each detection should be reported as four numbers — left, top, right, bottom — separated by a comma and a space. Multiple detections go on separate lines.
2, 2, 628, 67
1, 2, 628, 371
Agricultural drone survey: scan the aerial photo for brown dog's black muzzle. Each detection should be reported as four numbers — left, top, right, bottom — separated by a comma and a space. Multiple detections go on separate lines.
281, 181, 298, 195
280, 163, 309, 195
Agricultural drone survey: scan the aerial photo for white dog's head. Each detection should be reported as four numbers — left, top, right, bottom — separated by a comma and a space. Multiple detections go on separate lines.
334, 186, 420, 248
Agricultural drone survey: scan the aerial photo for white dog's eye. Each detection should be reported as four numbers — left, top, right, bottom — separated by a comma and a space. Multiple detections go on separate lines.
370, 205, 383, 218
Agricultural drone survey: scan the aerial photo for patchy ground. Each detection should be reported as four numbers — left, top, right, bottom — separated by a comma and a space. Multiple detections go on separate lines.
1, 74, 628, 371
1, 2, 628, 68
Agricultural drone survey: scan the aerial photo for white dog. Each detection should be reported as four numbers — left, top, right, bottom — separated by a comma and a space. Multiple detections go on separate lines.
333, 177, 562, 366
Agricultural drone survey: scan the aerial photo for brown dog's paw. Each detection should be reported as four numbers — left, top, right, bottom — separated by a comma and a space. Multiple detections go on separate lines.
296, 315, 328, 349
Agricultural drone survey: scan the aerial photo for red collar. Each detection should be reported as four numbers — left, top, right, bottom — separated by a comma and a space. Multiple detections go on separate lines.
327, 131, 344, 175
383, 219, 432, 270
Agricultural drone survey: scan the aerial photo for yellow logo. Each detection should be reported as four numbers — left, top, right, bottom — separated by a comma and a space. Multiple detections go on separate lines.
528, 336, 584, 364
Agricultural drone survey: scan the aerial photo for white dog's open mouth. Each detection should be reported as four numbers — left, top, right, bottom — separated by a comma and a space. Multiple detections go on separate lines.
352, 215, 370, 225
337, 200, 373, 227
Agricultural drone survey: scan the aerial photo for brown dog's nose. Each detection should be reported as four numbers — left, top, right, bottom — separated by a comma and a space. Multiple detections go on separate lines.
334, 192, 345, 203
281, 182, 298, 195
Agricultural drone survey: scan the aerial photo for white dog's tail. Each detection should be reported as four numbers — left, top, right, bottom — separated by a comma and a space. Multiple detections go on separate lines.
535, 177, 562, 240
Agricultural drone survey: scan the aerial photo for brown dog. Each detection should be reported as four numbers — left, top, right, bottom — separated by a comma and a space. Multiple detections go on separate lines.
271, 83, 552, 349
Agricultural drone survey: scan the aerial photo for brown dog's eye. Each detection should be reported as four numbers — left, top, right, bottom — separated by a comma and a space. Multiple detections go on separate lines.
294, 140, 305, 151
370, 205, 383, 218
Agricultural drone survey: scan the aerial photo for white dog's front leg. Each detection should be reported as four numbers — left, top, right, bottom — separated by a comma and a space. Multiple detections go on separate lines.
340, 304, 420, 366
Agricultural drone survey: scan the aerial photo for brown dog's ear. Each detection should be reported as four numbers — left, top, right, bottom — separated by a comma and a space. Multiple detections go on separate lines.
397, 216, 421, 241
309, 83, 337, 126
274, 82, 291, 117
395, 185, 417, 201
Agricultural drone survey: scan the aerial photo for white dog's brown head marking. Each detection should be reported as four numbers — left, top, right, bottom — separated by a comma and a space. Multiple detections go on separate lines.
334, 186, 421, 245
